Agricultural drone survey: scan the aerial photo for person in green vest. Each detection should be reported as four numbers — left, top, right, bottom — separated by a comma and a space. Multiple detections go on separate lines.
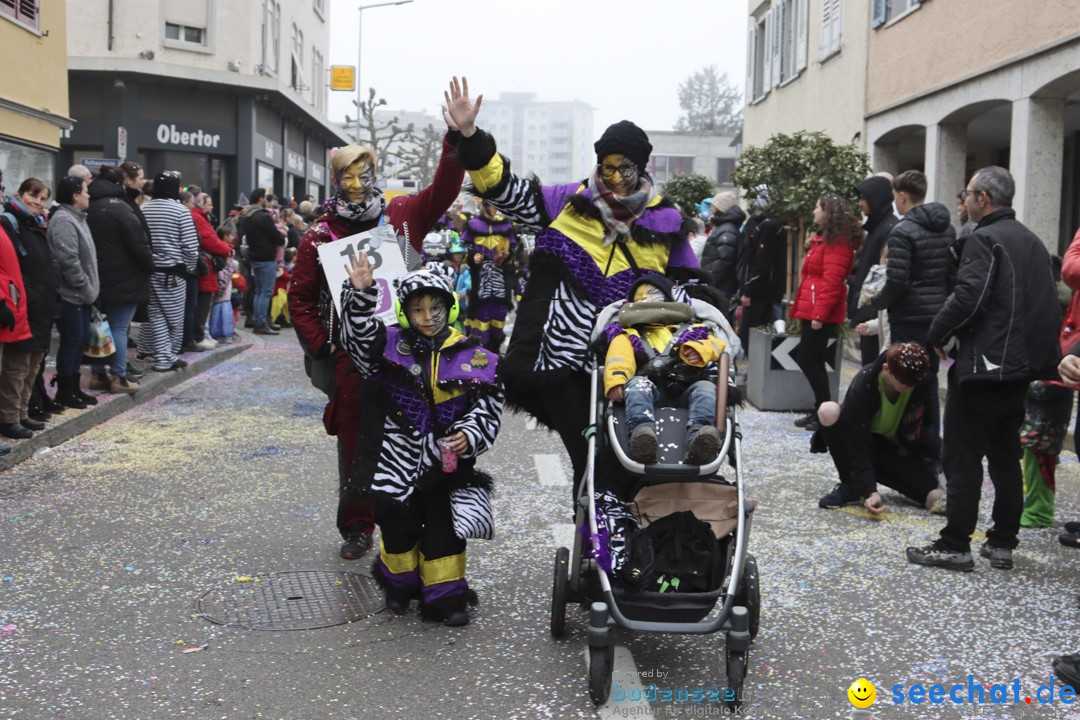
812, 342, 945, 515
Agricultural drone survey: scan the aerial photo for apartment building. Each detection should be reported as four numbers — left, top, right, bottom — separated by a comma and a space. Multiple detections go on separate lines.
63, 0, 348, 206
1, 2, 71, 187
743, 0, 868, 151
480, 93, 594, 184
647, 131, 739, 187
865, 0, 1080, 252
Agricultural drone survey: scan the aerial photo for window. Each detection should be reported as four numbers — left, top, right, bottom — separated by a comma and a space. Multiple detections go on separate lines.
717, 158, 736, 184
748, 0, 808, 100
312, 49, 325, 113
747, 8, 769, 101
820, 0, 842, 58
649, 155, 694, 184
163, 0, 211, 51
262, 0, 281, 75
872, 0, 920, 27
290, 24, 307, 92
0, 0, 40, 32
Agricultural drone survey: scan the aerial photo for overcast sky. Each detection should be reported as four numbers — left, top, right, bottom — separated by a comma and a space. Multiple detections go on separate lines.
327, 0, 747, 138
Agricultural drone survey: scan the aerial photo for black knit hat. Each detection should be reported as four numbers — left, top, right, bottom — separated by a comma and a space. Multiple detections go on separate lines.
56, 175, 85, 205
594, 120, 652, 173
152, 171, 181, 200
626, 274, 675, 302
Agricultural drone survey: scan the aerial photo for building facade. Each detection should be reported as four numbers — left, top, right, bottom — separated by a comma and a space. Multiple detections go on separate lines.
647, 131, 739, 187
1, 1, 71, 188
480, 93, 594, 184
63, 0, 347, 207
743, 0, 868, 151
865, 0, 1080, 253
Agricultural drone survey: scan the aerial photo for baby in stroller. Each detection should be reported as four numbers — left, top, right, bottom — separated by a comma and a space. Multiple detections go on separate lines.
601, 275, 729, 466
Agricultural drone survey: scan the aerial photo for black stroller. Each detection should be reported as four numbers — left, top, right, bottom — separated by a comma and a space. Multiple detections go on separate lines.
549, 301, 759, 709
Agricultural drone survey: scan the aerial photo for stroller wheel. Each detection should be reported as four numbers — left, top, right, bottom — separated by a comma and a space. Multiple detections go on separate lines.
725, 647, 748, 709
588, 644, 614, 705
737, 553, 761, 641
551, 547, 569, 638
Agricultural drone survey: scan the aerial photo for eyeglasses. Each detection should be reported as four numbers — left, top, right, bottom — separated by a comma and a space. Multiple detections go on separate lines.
959, 189, 987, 200
598, 163, 637, 180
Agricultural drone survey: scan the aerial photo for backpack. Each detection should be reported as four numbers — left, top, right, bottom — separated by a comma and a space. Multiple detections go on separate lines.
629, 510, 722, 594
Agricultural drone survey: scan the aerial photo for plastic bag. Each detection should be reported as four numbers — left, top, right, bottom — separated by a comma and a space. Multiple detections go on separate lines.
84, 308, 116, 361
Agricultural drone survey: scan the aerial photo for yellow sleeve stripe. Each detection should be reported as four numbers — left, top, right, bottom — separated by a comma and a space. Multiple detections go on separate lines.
468, 153, 505, 194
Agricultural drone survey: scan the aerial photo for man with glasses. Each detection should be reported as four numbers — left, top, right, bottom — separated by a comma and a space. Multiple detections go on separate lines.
906, 166, 1060, 572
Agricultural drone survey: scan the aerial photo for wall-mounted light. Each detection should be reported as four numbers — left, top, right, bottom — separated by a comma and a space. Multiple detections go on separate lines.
227, 59, 242, 72
113, 78, 126, 92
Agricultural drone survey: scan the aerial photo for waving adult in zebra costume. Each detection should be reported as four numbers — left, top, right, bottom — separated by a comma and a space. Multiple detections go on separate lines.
443, 77, 700, 496
339, 259, 503, 627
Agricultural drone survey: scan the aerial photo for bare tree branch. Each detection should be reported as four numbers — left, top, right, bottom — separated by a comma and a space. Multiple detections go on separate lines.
344, 87, 415, 175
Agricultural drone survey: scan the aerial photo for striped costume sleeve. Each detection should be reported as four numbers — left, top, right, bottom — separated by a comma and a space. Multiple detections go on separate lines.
449, 386, 504, 460
179, 209, 199, 274
458, 129, 552, 232
338, 282, 384, 377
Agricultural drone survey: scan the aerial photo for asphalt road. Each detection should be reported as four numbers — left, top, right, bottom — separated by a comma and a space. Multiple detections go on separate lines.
3, 333, 1080, 719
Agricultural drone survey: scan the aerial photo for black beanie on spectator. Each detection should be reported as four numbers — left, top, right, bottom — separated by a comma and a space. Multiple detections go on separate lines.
56, 175, 85, 205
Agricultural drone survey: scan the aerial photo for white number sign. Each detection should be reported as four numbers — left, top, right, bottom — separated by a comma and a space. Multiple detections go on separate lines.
317, 224, 406, 324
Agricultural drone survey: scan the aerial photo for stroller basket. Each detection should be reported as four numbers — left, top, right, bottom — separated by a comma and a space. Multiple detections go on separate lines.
613, 534, 734, 623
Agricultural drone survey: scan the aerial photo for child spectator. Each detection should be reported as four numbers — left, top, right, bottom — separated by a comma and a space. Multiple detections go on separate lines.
602, 275, 727, 465
339, 256, 503, 627
270, 251, 293, 328
210, 226, 239, 343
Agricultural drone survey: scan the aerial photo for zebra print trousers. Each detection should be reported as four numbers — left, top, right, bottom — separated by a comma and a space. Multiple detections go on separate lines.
142, 272, 186, 371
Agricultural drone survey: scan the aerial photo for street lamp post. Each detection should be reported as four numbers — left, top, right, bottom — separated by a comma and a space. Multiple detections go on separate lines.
356, 0, 414, 143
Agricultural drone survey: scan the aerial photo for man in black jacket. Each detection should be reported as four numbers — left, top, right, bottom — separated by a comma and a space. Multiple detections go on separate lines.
848, 176, 898, 365
700, 191, 745, 305
736, 201, 787, 357
240, 188, 284, 335
907, 166, 1061, 572
813, 342, 943, 514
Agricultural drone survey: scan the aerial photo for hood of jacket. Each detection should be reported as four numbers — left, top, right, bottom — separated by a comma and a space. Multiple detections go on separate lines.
88, 177, 126, 203
854, 176, 894, 230
905, 202, 953, 234
712, 204, 747, 228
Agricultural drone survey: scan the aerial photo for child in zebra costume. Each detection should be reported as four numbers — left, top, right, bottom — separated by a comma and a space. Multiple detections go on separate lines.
339, 258, 503, 627
462, 201, 516, 351
443, 77, 699, 499
602, 275, 727, 465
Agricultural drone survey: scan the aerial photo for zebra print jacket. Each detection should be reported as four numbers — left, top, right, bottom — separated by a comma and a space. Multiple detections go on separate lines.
456, 128, 699, 416
462, 214, 516, 306
339, 282, 503, 503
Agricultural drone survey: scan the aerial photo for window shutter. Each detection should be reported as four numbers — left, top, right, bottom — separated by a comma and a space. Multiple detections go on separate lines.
795, 0, 808, 72
762, 8, 774, 93
871, 0, 887, 28
17, 0, 37, 28
165, 0, 208, 29
771, 4, 783, 88
829, 0, 843, 53
746, 27, 757, 100
819, 0, 832, 57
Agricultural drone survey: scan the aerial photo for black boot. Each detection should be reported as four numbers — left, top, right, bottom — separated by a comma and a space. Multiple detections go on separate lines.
36, 370, 65, 414
54, 375, 87, 410
71, 374, 98, 406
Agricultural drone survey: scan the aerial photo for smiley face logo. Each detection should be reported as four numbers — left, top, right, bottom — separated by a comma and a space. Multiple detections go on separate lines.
847, 678, 876, 708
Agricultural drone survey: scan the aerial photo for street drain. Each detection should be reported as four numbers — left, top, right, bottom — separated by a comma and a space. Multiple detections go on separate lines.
196, 571, 384, 630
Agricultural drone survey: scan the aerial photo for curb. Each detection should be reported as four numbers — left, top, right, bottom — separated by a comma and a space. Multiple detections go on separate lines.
0, 342, 252, 472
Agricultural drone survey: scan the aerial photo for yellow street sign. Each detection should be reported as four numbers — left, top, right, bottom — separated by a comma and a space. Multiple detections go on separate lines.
330, 66, 356, 91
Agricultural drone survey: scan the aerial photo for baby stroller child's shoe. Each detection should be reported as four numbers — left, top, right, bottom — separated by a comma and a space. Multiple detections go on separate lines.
628, 424, 658, 464
685, 425, 721, 465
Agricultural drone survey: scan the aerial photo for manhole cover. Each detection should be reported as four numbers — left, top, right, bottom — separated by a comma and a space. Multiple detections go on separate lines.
196, 571, 384, 630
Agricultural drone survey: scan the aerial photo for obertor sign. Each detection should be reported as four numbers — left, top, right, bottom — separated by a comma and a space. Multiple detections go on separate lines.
156, 123, 222, 149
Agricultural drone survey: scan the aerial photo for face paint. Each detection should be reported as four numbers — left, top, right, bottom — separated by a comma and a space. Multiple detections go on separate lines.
340, 161, 374, 204
598, 153, 639, 196
406, 292, 449, 337
633, 283, 667, 303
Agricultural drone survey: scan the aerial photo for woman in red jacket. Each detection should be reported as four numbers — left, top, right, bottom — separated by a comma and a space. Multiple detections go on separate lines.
288, 121, 465, 560
790, 194, 863, 429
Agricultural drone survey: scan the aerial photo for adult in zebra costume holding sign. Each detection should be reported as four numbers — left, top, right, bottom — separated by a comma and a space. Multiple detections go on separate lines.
339, 259, 503, 627
442, 77, 700, 496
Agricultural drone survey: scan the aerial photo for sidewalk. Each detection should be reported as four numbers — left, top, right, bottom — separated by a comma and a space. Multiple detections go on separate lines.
0, 338, 251, 471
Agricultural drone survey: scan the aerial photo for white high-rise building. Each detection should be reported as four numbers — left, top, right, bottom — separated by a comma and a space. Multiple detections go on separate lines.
481, 93, 594, 184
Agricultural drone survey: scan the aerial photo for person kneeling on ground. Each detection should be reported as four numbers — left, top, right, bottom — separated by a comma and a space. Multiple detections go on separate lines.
813, 342, 944, 515
603, 275, 726, 465
339, 255, 503, 627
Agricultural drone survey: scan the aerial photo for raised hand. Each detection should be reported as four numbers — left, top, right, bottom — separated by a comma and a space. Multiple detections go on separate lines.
345, 250, 373, 292
442, 76, 483, 138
